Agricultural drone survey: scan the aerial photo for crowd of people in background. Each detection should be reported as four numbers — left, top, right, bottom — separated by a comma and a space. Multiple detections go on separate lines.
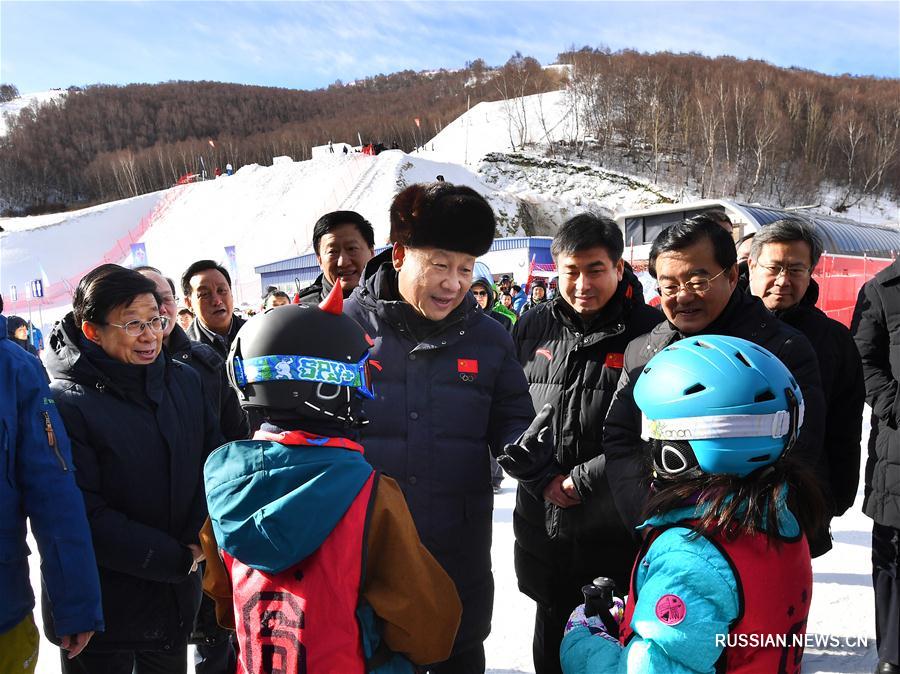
2, 183, 898, 674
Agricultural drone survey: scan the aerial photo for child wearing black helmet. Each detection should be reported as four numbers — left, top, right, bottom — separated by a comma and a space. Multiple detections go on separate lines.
200, 284, 461, 673
561, 335, 824, 674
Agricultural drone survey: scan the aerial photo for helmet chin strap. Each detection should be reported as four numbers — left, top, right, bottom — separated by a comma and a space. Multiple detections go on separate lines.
781, 387, 801, 457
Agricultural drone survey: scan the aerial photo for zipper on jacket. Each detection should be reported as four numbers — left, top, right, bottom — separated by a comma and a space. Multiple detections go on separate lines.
42, 411, 69, 472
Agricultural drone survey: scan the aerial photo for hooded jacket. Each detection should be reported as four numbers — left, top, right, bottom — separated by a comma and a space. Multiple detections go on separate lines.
471, 272, 513, 333
5, 315, 38, 356
343, 249, 543, 655
44, 313, 223, 651
511, 279, 664, 601
769, 280, 864, 521
0, 314, 103, 638
603, 289, 827, 535
202, 428, 461, 669
852, 258, 900, 529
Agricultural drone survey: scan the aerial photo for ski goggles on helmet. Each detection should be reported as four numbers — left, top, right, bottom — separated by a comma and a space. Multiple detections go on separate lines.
232, 352, 376, 399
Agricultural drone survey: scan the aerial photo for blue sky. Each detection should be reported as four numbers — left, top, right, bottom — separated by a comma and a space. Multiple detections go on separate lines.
2, 1, 898, 92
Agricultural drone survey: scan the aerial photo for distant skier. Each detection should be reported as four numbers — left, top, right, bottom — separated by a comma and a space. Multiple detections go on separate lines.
201, 285, 462, 673
561, 336, 822, 674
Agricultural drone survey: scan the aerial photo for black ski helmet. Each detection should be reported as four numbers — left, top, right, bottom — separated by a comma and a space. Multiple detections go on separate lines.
227, 283, 377, 425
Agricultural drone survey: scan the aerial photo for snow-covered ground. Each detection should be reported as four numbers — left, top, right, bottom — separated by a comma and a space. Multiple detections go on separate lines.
27, 413, 880, 673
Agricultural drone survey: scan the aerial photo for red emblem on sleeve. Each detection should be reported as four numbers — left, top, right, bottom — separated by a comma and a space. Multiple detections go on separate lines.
457, 359, 479, 373
605, 352, 624, 369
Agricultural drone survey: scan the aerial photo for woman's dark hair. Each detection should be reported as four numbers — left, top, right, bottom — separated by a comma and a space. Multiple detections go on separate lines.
643, 456, 825, 544
73, 264, 161, 327
648, 218, 737, 279
312, 211, 376, 254
551, 213, 624, 262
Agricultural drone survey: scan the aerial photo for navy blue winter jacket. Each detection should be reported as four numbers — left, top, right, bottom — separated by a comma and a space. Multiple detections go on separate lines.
344, 252, 539, 656
44, 313, 223, 651
0, 314, 103, 638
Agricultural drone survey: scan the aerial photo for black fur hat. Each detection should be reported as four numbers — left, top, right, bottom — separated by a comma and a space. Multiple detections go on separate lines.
389, 183, 496, 257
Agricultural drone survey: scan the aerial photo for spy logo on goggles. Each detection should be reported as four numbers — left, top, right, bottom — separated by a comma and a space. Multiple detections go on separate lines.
232, 354, 376, 399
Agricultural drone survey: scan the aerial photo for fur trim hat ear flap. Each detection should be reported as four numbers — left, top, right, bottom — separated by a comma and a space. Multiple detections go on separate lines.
389, 182, 496, 257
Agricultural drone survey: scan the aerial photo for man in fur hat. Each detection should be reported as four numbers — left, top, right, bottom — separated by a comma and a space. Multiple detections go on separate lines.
345, 182, 560, 673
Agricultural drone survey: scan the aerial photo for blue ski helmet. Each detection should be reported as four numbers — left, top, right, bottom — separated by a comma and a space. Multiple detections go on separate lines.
634, 335, 803, 478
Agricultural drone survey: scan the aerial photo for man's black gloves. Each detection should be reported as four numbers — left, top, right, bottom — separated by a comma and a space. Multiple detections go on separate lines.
498, 404, 563, 497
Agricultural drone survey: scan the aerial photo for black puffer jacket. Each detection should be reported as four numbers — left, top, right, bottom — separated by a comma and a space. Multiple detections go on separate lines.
773, 280, 865, 518
167, 323, 249, 442
851, 259, 900, 529
603, 289, 827, 534
344, 251, 543, 656
44, 314, 223, 652
511, 282, 663, 600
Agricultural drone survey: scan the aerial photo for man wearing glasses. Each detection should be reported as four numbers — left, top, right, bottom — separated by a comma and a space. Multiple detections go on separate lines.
603, 218, 827, 534
748, 219, 864, 557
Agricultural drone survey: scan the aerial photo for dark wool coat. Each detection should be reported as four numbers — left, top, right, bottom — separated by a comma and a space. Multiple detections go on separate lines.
511, 283, 664, 601
167, 323, 250, 442
852, 259, 900, 529
44, 314, 223, 652
344, 252, 540, 656
603, 290, 827, 535
773, 281, 865, 517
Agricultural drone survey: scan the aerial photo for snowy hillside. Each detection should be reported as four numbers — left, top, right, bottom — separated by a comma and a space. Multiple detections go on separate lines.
0, 143, 676, 328
0, 89, 68, 136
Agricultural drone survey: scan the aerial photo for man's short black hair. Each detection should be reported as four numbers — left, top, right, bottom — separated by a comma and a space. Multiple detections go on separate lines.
312, 211, 376, 255
512, 284, 522, 293
73, 264, 161, 327
181, 260, 231, 297
177, 307, 194, 317
693, 209, 732, 227
649, 219, 737, 279
551, 213, 624, 262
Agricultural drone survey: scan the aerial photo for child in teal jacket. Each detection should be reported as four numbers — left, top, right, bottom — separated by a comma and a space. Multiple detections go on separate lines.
561, 335, 824, 674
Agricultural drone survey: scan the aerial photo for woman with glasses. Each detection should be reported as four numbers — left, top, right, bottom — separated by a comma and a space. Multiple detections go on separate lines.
44, 264, 223, 674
